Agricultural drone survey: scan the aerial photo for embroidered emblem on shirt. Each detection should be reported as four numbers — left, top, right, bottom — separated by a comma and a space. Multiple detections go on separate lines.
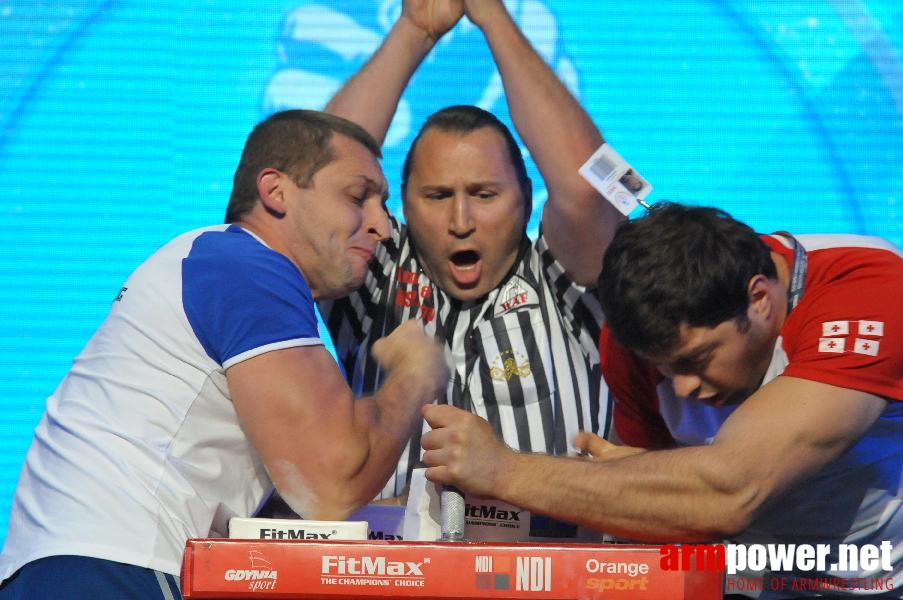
394, 267, 435, 322
489, 350, 532, 381
494, 276, 539, 314
818, 338, 845, 353
858, 320, 884, 336
818, 320, 884, 356
822, 321, 850, 336
853, 338, 880, 356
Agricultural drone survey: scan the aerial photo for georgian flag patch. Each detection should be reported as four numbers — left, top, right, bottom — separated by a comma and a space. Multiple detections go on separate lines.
818, 320, 884, 356
858, 320, 884, 336
822, 321, 850, 336
853, 338, 881, 356
818, 338, 845, 353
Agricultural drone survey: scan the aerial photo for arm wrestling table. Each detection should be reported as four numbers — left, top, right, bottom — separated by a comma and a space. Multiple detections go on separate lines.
181, 538, 723, 599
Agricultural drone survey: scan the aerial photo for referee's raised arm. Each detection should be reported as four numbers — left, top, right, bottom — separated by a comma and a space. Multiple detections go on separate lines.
462, 0, 624, 285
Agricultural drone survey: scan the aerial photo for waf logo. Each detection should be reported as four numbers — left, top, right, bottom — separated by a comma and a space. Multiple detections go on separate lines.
224, 546, 278, 592
474, 555, 552, 592
493, 276, 539, 314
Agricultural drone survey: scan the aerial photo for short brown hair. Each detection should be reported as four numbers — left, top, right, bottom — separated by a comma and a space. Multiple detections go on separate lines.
224, 110, 382, 223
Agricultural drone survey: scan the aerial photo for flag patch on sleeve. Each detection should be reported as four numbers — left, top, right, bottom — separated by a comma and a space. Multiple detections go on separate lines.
818, 338, 845, 353
853, 339, 880, 356
818, 320, 884, 356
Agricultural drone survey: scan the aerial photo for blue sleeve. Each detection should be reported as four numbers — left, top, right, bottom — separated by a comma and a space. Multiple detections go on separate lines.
182, 226, 321, 367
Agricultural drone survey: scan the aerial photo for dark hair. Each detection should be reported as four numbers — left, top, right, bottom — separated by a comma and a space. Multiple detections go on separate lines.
597, 202, 777, 356
401, 105, 532, 223
224, 109, 382, 223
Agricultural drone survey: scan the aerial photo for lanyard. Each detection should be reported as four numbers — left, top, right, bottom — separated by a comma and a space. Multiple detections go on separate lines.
773, 231, 807, 311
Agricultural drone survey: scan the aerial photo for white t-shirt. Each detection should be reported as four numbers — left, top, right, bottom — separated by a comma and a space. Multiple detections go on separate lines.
0, 224, 322, 578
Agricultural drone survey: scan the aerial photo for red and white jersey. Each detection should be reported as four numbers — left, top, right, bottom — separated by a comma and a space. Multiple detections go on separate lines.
600, 233, 903, 595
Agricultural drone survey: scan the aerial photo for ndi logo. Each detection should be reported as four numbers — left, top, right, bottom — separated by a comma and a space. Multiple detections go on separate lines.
475, 554, 510, 590
516, 557, 552, 592
474, 555, 551, 592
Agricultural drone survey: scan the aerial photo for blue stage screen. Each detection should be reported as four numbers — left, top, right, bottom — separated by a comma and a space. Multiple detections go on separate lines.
1, 1, 901, 548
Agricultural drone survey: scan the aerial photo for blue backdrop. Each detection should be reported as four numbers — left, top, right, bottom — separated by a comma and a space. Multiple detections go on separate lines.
1, 1, 902, 548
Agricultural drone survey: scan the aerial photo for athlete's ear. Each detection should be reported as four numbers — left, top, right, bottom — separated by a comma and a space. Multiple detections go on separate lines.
747, 274, 775, 320
257, 168, 287, 217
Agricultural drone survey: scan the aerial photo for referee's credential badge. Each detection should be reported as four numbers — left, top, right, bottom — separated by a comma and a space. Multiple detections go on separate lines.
494, 276, 539, 314
578, 142, 653, 215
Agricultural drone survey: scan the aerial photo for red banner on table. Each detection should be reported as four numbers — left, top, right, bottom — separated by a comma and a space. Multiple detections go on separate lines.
181, 539, 723, 599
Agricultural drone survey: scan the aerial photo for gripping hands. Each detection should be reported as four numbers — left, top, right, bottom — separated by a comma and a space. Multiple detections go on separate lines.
373, 319, 450, 405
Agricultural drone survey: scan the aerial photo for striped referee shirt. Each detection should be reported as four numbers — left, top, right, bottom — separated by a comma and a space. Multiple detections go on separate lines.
320, 217, 611, 498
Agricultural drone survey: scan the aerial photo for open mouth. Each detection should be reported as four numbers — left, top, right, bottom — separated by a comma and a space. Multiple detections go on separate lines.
447, 250, 482, 287
450, 250, 480, 269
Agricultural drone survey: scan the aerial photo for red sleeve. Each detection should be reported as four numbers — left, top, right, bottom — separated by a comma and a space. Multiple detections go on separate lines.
780, 246, 903, 402
599, 326, 675, 449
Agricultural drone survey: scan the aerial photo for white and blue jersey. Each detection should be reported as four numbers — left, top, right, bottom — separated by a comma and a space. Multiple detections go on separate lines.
0, 224, 322, 580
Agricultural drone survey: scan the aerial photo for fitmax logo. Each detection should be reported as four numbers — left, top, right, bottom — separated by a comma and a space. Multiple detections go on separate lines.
321, 555, 428, 576
259, 528, 336, 540
465, 504, 521, 522
369, 531, 403, 540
